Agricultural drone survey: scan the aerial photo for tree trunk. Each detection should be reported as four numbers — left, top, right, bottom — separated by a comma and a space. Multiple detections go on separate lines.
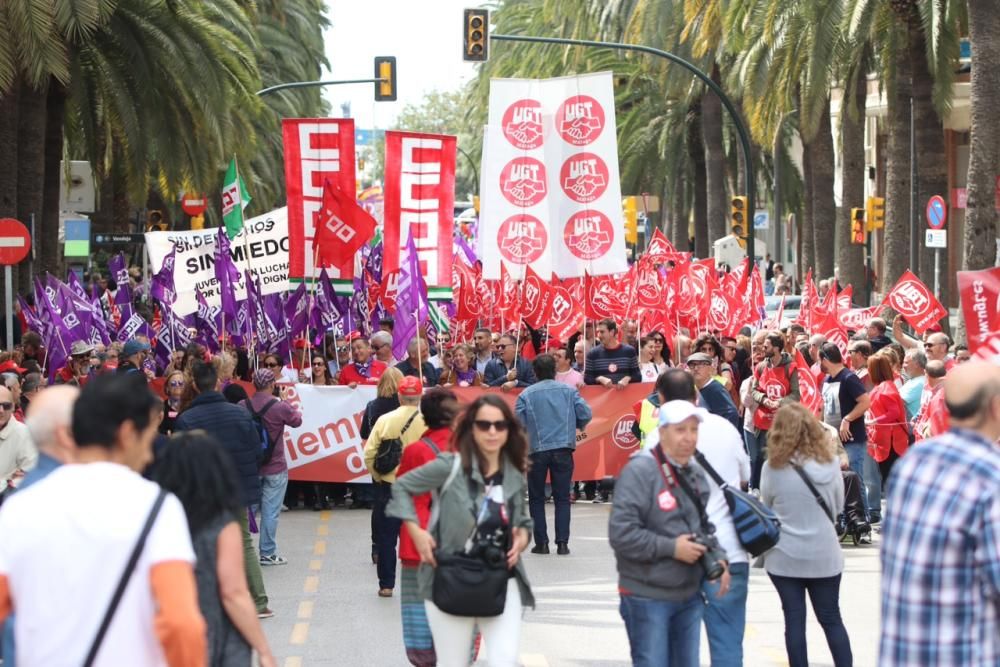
17, 81, 47, 291
0, 83, 20, 304
687, 104, 709, 258
801, 137, 816, 276
881, 34, 913, 294
669, 167, 688, 250
910, 23, 949, 308
962, 0, 1000, 271
702, 68, 728, 246
39, 81, 66, 278
810, 98, 837, 280
838, 71, 868, 298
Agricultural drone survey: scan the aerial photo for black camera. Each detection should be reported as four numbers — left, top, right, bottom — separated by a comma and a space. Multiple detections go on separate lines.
690, 533, 725, 580
467, 529, 507, 568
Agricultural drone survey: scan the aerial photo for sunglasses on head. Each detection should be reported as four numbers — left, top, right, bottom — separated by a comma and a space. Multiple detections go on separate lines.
473, 419, 509, 433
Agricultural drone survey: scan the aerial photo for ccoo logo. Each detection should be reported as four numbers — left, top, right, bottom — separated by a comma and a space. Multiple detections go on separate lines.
500, 157, 548, 208
559, 153, 609, 203
497, 214, 547, 265
501, 99, 545, 150
556, 95, 606, 146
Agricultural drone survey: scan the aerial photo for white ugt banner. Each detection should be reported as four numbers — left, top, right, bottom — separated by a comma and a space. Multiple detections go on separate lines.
480, 72, 627, 280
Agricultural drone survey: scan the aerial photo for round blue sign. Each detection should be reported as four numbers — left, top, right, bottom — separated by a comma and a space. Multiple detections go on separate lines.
926, 195, 947, 229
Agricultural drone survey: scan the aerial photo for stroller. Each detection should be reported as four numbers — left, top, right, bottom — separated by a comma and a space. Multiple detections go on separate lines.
836, 470, 871, 546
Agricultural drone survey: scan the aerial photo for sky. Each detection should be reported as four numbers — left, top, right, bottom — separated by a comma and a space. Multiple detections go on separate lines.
321, 0, 482, 132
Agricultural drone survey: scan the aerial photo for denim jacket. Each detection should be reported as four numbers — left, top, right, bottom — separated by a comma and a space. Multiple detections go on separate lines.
515, 379, 593, 454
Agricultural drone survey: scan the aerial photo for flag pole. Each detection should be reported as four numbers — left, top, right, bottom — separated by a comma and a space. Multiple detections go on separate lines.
306, 246, 320, 379
415, 308, 424, 386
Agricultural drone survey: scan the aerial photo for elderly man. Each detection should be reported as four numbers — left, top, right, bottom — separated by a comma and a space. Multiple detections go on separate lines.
371, 330, 396, 365
396, 337, 439, 386
866, 318, 892, 353
879, 361, 1000, 667
54, 340, 94, 386
922, 332, 955, 370
899, 349, 927, 420
0, 385, 35, 496
686, 352, 741, 432
484, 334, 537, 391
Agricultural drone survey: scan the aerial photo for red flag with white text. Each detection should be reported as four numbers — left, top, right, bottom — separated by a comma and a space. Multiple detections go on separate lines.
521, 266, 555, 328
957, 266, 1000, 353
548, 276, 585, 343
883, 270, 947, 334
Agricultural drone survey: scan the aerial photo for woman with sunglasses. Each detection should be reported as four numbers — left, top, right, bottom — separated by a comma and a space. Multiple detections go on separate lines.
310, 354, 334, 386
438, 344, 483, 387
388, 395, 534, 667
160, 371, 186, 435
650, 333, 671, 369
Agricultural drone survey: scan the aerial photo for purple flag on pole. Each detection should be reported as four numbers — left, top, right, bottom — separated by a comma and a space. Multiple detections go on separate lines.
154, 310, 193, 371
214, 228, 241, 319
391, 232, 429, 360
454, 235, 478, 266
150, 245, 177, 305
107, 253, 133, 306
311, 270, 344, 345
195, 292, 222, 354
284, 283, 311, 341
262, 293, 288, 353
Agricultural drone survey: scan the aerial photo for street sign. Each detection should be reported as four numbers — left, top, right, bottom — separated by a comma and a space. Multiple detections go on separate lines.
94, 233, 146, 245
181, 193, 207, 216
753, 210, 769, 230
926, 195, 947, 229
926, 229, 947, 248
0, 218, 31, 265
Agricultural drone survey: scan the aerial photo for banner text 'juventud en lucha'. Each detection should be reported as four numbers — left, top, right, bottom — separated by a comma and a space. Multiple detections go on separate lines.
282, 118, 356, 286
382, 131, 456, 298
281, 384, 651, 484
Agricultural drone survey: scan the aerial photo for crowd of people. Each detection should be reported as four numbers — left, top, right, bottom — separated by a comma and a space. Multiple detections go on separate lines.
0, 279, 994, 667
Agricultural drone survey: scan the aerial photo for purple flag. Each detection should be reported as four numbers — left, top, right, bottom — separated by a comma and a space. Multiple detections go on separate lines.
40, 275, 90, 344
214, 228, 241, 319
195, 292, 222, 354
18, 296, 42, 334
154, 310, 193, 370
33, 279, 75, 380
107, 253, 133, 306
454, 235, 478, 266
391, 232, 429, 360
262, 293, 288, 354
311, 270, 345, 344
285, 282, 311, 341
150, 245, 177, 305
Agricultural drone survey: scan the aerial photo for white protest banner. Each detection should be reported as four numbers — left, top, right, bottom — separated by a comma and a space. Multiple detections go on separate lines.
145, 207, 289, 316
480, 72, 627, 280
282, 384, 376, 482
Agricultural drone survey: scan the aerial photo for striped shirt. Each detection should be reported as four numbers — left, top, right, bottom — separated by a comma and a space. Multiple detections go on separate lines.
879, 427, 1000, 667
583, 343, 640, 385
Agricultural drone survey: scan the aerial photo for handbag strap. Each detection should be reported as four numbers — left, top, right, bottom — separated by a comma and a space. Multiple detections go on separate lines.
398, 410, 420, 439
652, 447, 712, 534
791, 464, 835, 524
421, 436, 441, 455
83, 488, 168, 667
693, 450, 726, 488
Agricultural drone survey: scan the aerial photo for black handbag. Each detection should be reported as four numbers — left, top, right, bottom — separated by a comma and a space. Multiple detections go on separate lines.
373, 411, 419, 474
694, 451, 781, 556
429, 455, 511, 617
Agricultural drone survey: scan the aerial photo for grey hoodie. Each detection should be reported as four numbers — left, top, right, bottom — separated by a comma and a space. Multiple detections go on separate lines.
608, 447, 726, 602
759, 456, 845, 578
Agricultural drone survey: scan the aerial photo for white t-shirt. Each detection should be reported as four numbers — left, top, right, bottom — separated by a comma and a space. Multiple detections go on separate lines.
639, 361, 667, 383
644, 412, 751, 564
0, 462, 195, 667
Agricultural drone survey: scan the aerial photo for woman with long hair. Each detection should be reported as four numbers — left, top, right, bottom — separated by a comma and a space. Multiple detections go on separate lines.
438, 344, 483, 387
865, 353, 909, 487
161, 370, 186, 435
153, 431, 276, 667
388, 395, 534, 667
760, 403, 852, 667
310, 354, 334, 386
638, 336, 668, 382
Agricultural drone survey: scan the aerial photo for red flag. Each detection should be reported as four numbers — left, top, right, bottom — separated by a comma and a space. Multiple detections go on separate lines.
549, 275, 584, 343
883, 270, 947, 334
840, 304, 884, 331
796, 270, 816, 328
453, 261, 482, 321
795, 350, 823, 416
706, 288, 741, 336
380, 269, 399, 312
645, 229, 691, 264
813, 309, 849, 357
586, 271, 630, 321
957, 266, 1000, 353
522, 266, 555, 328
315, 180, 376, 274
499, 265, 521, 329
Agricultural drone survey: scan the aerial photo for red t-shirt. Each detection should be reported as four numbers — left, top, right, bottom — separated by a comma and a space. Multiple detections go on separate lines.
396, 428, 453, 564
338, 360, 387, 386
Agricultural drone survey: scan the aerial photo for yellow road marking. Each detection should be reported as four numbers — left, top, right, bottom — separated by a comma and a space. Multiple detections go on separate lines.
290, 622, 309, 645
316, 524, 329, 536
284, 658, 302, 667
297, 600, 314, 619
304, 576, 319, 594
309, 559, 323, 571
320, 509, 331, 522
313, 540, 326, 556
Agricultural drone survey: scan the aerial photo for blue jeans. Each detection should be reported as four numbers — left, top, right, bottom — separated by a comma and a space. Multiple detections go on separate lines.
747, 429, 768, 489
619, 592, 704, 667
373, 482, 401, 589
701, 563, 749, 667
527, 448, 575, 545
862, 451, 882, 515
259, 471, 289, 557
843, 441, 869, 518
768, 573, 853, 667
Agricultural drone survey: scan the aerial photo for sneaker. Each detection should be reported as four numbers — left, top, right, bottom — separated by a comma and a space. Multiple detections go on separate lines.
259, 554, 288, 566
257, 608, 275, 619
592, 492, 609, 504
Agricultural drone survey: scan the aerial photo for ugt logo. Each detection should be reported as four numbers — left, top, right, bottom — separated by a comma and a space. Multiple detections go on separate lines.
497, 214, 547, 265
556, 95, 606, 146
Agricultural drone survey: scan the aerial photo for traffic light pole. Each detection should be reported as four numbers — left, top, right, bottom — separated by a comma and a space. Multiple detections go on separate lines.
490, 33, 757, 265
256, 78, 386, 97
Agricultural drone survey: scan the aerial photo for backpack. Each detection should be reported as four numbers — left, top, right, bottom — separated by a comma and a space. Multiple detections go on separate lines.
373, 410, 420, 475
248, 398, 279, 466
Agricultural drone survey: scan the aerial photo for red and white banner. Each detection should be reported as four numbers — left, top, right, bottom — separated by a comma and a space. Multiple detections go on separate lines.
957, 267, 1000, 353
282, 118, 356, 282
383, 131, 456, 295
480, 72, 628, 280
883, 270, 947, 334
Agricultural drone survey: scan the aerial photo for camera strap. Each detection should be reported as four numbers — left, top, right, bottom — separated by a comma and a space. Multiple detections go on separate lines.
652, 446, 712, 535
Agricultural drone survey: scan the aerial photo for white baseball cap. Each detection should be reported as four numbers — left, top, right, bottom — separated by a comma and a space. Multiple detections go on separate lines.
658, 400, 708, 427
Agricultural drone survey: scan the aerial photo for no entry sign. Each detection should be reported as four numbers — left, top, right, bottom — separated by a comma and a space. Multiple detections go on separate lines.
926, 195, 947, 229
0, 218, 31, 265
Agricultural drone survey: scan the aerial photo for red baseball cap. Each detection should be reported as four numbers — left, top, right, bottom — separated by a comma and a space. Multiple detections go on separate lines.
398, 376, 424, 396
0, 360, 26, 375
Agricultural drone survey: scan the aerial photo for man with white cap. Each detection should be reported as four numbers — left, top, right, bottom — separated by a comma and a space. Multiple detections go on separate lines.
610, 388, 730, 667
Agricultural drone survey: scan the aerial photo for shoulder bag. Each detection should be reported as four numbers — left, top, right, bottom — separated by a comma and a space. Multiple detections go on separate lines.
83, 489, 168, 667
430, 455, 511, 617
694, 451, 780, 556
373, 410, 419, 474
792, 464, 836, 524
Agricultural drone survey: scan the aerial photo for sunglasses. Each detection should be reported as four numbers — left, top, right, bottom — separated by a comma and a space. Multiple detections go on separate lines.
473, 419, 509, 433
0, 402, 13, 411
168, 380, 185, 388
312, 361, 325, 366
265, 362, 280, 368
687, 361, 711, 368
923, 343, 941, 349
495, 344, 508, 350
338, 346, 350, 353
372, 344, 382, 351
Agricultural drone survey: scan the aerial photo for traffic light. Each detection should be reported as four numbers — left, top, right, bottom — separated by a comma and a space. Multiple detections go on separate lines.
463, 9, 489, 62
866, 196, 885, 231
623, 196, 638, 244
850, 208, 866, 244
146, 209, 166, 232
190, 214, 204, 230
730, 195, 748, 248
374, 56, 396, 101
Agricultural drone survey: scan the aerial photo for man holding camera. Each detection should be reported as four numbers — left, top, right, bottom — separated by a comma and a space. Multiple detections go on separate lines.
610, 398, 730, 667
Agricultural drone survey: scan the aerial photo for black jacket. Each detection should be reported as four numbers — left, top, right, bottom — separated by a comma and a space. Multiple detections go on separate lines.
360, 395, 400, 440
174, 391, 262, 507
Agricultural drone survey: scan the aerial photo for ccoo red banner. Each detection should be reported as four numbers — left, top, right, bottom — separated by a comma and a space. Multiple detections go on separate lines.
957, 266, 1000, 353
282, 119, 356, 283
383, 131, 456, 297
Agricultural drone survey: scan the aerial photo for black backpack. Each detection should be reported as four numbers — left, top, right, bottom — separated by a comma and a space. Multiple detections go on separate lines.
374, 410, 419, 475
248, 399, 279, 466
